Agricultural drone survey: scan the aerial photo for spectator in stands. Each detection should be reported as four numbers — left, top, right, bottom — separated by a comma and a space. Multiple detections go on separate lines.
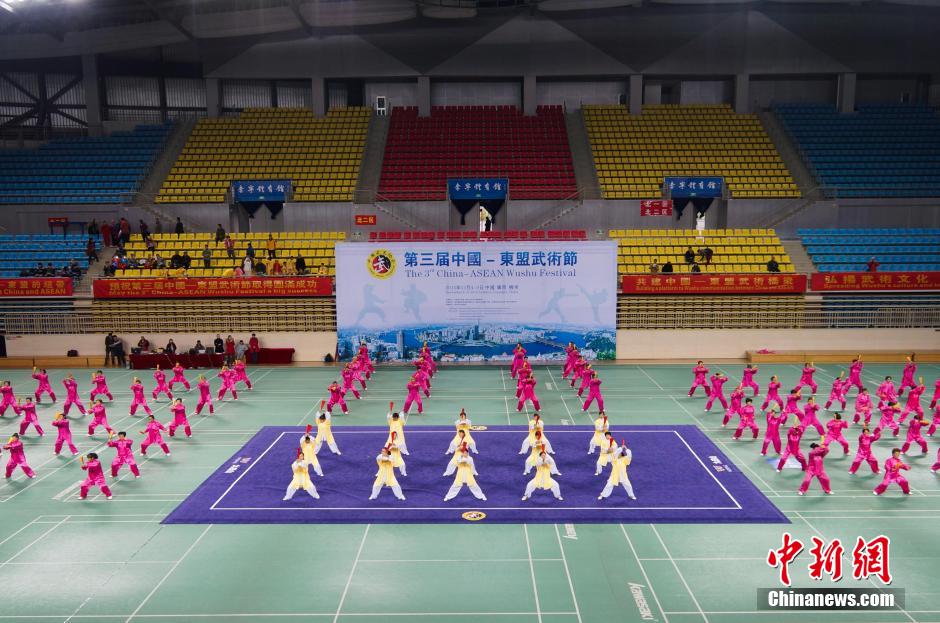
181, 251, 192, 270
691, 262, 702, 273
202, 244, 212, 268
767, 257, 781, 273
68, 260, 82, 278
170, 251, 183, 269
88, 220, 99, 237
255, 259, 267, 276
246, 242, 256, 259
152, 254, 166, 269
111, 337, 126, 368
146, 237, 156, 254
266, 235, 277, 259
697, 246, 713, 266
155, 218, 163, 235
648, 258, 660, 273
684, 246, 695, 264
101, 221, 112, 247
866, 257, 880, 272
175, 217, 184, 236
165, 339, 178, 356
662, 260, 674, 274
45, 262, 56, 275
84, 237, 99, 266
119, 218, 131, 246
137, 336, 150, 352
234, 265, 245, 277
242, 256, 253, 276
225, 335, 236, 365
317, 264, 328, 277
215, 224, 226, 245
104, 333, 116, 366
193, 340, 207, 354
139, 220, 150, 241
248, 333, 261, 364
235, 339, 249, 362
223, 235, 235, 260
214, 334, 224, 354
271, 259, 283, 275
295, 254, 307, 275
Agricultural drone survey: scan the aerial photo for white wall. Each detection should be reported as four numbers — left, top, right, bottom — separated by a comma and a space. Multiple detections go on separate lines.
749, 77, 837, 111
431, 81, 522, 107
679, 80, 732, 105
364, 81, 418, 110
535, 80, 625, 109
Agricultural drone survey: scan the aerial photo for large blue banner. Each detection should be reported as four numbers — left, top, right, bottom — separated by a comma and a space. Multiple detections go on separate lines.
448, 178, 509, 200
233, 180, 291, 202
335, 241, 617, 363
665, 176, 723, 198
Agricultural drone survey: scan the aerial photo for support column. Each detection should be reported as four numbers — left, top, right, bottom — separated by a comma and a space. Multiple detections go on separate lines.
837, 73, 856, 114
205, 78, 220, 117
523, 74, 537, 116
928, 74, 940, 107
628, 74, 643, 114
417, 76, 431, 117
734, 73, 749, 114
81, 54, 102, 136
310, 77, 325, 116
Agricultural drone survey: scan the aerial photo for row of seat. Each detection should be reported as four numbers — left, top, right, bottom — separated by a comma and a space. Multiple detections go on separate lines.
799, 227, 940, 273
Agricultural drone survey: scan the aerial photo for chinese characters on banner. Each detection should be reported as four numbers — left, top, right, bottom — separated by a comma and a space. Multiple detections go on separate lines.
233, 180, 291, 202
622, 274, 807, 294
355, 215, 377, 226
447, 178, 509, 200
665, 176, 723, 198
810, 271, 940, 291
0, 277, 73, 297
92, 277, 332, 299
768, 532, 892, 586
640, 200, 674, 216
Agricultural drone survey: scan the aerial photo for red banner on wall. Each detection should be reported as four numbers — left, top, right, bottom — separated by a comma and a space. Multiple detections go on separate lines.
810, 271, 940, 291
622, 273, 807, 294
355, 214, 377, 226
640, 200, 673, 216
93, 277, 333, 299
0, 277, 73, 297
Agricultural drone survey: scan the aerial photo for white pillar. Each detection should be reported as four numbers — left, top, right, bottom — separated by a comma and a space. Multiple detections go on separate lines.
310, 77, 325, 116
837, 73, 856, 114
417, 76, 431, 117
629, 74, 643, 115
81, 54, 102, 136
523, 74, 536, 116
205, 78, 220, 117
734, 73, 749, 114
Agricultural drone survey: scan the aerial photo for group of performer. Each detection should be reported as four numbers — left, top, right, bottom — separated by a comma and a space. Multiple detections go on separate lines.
690, 355, 940, 496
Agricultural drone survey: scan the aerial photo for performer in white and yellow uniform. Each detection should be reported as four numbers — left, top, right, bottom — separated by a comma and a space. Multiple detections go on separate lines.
522, 448, 563, 501
313, 409, 341, 455
588, 412, 609, 454
595, 432, 618, 475
388, 431, 407, 477
283, 449, 320, 500
370, 446, 406, 500
449, 409, 477, 453
299, 426, 324, 476
523, 430, 555, 475
386, 410, 409, 455
443, 430, 474, 476
443, 444, 487, 501
598, 444, 635, 500
519, 414, 553, 454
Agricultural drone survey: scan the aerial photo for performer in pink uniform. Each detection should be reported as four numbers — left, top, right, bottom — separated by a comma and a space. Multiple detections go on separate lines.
801, 396, 825, 436
930, 377, 940, 410
776, 421, 807, 471
341, 365, 361, 400
107, 431, 140, 478
79, 452, 112, 500
233, 360, 252, 390
723, 385, 744, 426
688, 361, 710, 397
846, 356, 865, 393
327, 380, 348, 414
3, 433, 34, 479
798, 441, 832, 495
577, 364, 593, 398
761, 375, 784, 411
15, 398, 43, 436
931, 447, 940, 473
52, 412, 78, 455
62, 374, 86, 416
510, 343, 527, 379
414, 365, 431, 398
169, 362, 191, 392
216, 366, 238, 401
824, 413, 850, 454
854, 388, 873, 425
927, 405, 940, 437
87, 400, 114, 437
793, 362, 818, 394
89, 371, 113, 402
732, 397, 759, 440
874, 449, 911, 495
876, 376, 897, 409
569, 356, 586, 388
783, 389, 804, 419
194, 374, 214, 415
741, 364, 760, 396
139, 415, 170, 456
848, 427, 881, 475
900, 413, 929, 455
0, 380, 15, 416
358, 343, 375, 379
874, 401, 902, 437
519, 373, 543, 412
129, 377, 153, 416
403, 376, 422, 415
582, 371, 604, 413
705, 373, 729, 411
167, 398, 192, 438
152, 366, 173, 401
32, 367, 56, 403
899, 377, 926, 423
562, 343, 578, 379
824, 373, 847, 411
515, 368, 529, 399
761, 409, 788, 455
899, 355, 917, 393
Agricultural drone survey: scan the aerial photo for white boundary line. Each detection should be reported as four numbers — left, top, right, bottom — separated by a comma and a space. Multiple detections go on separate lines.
0, 517, 69, 568
553, 523, 583, 623
209, 432, 287, 510
619, 524, 669, 623
651, 524, 709, 623
671, 430, 741, 509
523, 525, 543, 623
332, 524, 370, 623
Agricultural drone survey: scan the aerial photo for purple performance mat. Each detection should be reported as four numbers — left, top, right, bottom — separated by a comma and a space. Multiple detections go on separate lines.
162, 425, 788, 525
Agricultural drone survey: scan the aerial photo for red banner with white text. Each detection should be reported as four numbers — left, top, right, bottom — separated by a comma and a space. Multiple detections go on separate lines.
93, 277, 333, 299
810, 271, 940, 291
640, 200, 673, 216
622, 273, 806, 294
0, 277, 73, 297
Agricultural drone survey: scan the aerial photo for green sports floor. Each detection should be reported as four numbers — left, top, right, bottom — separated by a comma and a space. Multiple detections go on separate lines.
1, 361, 939, 623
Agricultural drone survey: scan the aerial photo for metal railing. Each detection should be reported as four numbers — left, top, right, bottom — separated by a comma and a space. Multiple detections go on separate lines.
1, 311, 335, 335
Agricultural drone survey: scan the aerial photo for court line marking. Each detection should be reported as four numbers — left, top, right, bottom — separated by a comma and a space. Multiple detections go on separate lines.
523, 524, 543, 623
0, 516, 69, 569
638, 366, 665, 391
620, 524, 669, 623
0, 518, 39, 549
651, 524, 709, 623
554, 523, 583, 623
332, 524, 371, 623
358, 558, 562, 562
670, 430, 741, 510
209, 432, 287, 510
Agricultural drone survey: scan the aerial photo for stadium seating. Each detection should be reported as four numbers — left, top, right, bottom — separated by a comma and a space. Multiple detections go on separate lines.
378, 105, 577, 200
773, 104, 940, 198
798, 228, 940, 272
0, 234, 99, 279
583, 104, 800, 199
114, 231, 344, 277
157, 107, 369, 203
610, 228, 794, 274
0, 123, 173, 204
368, 230, 587, 241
